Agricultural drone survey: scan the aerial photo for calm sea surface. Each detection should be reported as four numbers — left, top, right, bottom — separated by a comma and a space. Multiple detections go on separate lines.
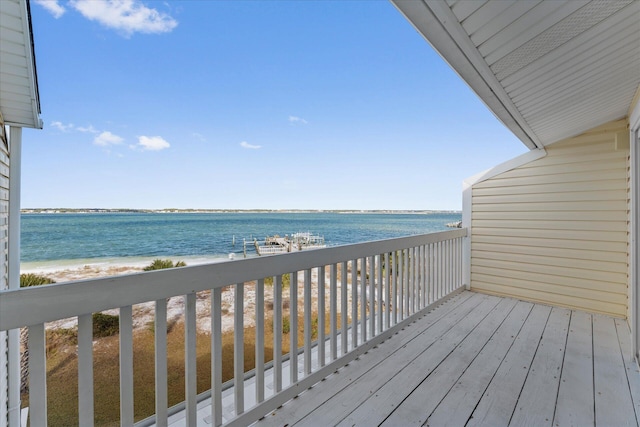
21, 212, 461, 265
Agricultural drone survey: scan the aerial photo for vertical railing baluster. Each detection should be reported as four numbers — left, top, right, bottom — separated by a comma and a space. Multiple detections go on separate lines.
440, 242, 447, 298
429, 243, 434, 304
317, 266, 326, 367
456, 237, 460, 288
304, 268, 312, 376
155, 299, 168, 427
341, 261, 348, 355
361, 257, 367, 343
447, 240, 453, 294
211, 288, 223, 427
78, 313, 94, 427
416, 246, 421, 307
385, 252, 391, 330
406, 249, 411, 316
392, 251, 398, 325
416, 246, 421, 310
119, 305, 134, 427
185, 293, 197, 424
436, 242, 441, 300
369, 256, 375, 338
330, 263, 338, 361
376, 254, 383, 335
234, 284, 245, 415
458, 237, 462, 288
399, 250, 405, 320
290, 271, 298, 385
28, 324, 46, 427
256, 279, 265, 403
351, 259, 358, 349
274, 276, 283, 393
410, 247, 416, 314
420, 245, 427, 309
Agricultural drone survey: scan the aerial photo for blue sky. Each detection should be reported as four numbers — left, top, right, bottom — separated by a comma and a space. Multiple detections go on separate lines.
23, 0, 527, 210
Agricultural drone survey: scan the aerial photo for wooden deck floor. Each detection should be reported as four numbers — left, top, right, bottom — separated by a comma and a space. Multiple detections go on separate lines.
254, 291, 640, 427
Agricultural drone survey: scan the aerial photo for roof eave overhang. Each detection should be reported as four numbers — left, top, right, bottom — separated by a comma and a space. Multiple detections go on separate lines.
391, 0, 542, 150
1, 0, 42, 130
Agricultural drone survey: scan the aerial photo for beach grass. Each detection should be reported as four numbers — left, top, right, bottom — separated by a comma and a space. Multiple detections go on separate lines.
29, 310, 335, 426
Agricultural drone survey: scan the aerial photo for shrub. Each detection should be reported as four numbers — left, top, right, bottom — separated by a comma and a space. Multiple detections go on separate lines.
143, 259, 186, 271
20, 273, 55, 287
264, 273, 291, 288
93, 313, 119, 337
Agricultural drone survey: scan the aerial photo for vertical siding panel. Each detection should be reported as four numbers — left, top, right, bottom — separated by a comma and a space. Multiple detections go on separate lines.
0, 138, 8, 427
470, 120, 629, 317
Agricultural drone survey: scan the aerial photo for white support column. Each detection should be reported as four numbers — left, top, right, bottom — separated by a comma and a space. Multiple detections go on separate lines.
461, 182, 472, 291
7, 126, 22, 427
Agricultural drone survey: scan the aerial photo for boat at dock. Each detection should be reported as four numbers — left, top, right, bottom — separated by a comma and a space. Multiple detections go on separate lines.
253, 232, 326, 256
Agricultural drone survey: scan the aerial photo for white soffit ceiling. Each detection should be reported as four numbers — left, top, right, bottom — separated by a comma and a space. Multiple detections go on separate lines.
0, 0, 42, 129
392, 0, 640, 149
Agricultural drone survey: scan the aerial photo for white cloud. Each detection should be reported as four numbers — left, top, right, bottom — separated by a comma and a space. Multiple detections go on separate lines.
240, 141, 261, 149
34, 0, 66, 18
94, 131, 124, 146
50, 121, 74, 132
77, 125, 99, 133
288, 115, 308, 125
137, 135, 170, 151
70, 0, 178, 36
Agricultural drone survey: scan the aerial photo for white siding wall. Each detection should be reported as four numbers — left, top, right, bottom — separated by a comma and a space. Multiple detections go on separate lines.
471, 119, 629, 317
0, 118, 9, 427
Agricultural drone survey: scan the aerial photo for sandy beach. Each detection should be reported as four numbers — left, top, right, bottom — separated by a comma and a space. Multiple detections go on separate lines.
22, 256, 345, 334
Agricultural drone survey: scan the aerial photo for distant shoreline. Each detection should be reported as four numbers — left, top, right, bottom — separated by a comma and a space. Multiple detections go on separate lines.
21, 208, 462, 214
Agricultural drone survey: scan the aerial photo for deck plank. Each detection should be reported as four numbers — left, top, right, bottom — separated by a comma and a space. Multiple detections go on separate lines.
372, 297, 519, 427
509, 306, 571, 427
466, 303, 551, 427
293, 294, 503, 426
424, 300, 534, 427
615, 318, 640, 424
253, 291, 479, 427
553, 310, 594, 426
232, 293, 639, 427
593, 314, 637, 426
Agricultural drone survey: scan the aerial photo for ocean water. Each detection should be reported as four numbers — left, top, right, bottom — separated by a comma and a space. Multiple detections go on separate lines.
21, 212, 461, 267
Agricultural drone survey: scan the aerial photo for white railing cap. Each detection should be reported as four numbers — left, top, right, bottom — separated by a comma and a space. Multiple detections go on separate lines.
0, 229, 466, 330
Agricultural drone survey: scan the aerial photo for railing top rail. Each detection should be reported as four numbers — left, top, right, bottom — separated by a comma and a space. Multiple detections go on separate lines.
0, 228, 466, 330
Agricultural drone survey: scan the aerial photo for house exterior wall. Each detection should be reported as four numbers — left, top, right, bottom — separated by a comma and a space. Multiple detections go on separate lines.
470, 119, 629, 318
0, 115, 9, 427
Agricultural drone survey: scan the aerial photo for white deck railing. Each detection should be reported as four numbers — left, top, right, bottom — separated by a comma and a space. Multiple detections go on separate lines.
0, 228, 467, 427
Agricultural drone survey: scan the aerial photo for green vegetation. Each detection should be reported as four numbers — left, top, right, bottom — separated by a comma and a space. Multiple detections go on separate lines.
264, 273, 291, 288
20, 273, 56, 287
92, 313, 120, 338
143, 259, 187, 271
